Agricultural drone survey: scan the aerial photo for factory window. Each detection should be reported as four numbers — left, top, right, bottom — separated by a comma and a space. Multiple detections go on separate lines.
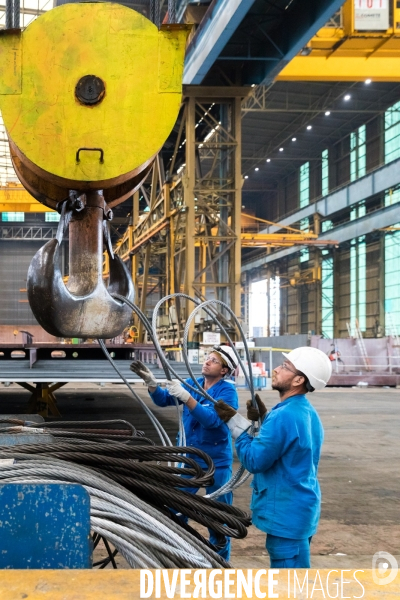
299, 162, 310, 263
350, 125, 366, 182
270, 276, 280, 336
249, 279, 268, 338
385, 227, 400, 335
322, 219, 333, 232
384, 100, 400, 164
45, 212, 61, 222
349, 203, 366, 333
1, 212, 24, 222
299, 219, 309, 263
321, 149, 329, 196
385, 186, 400, 207
321, 251, 334, 338
299, 162, 310, 208
249, 277, 280, 338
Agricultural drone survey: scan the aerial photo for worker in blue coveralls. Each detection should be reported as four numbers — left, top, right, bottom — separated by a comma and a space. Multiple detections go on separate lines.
214, 346, 332, 569
130, 344, 239, 560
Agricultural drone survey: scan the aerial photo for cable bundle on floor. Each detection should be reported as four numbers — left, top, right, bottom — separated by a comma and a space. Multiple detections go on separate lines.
0, 418, 150, 443
0, 455, 230, 568
0, 440, 251, 543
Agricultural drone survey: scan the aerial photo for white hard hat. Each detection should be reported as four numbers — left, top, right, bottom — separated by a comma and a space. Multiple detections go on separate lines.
212, 345, 238, 372
282, 346, 332, 391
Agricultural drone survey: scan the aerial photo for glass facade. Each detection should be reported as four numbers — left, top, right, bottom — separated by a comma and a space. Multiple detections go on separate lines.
1, 212, 25, 222
385, 228, 400, 333
322, 149, 329, 196
299, 162, 310, 263
45, 212, 61, 222
321, 250, 334, 338
384, 102, 400, 333
249, 277, 281, 337
350, 125, 366, 182
384, 100, 400, 164
349, 203, 366, 333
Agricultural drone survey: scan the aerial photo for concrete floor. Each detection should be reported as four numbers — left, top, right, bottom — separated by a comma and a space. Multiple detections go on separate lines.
0, 382, 399, 569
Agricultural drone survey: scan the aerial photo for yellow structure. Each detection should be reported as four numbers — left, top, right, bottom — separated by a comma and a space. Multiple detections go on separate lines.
0, 3, 189, 192
0, 184, 53, 213
277, 0, 400, 81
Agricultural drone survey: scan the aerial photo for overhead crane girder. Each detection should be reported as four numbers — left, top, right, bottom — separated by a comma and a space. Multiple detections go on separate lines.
0, 186, 55, 213
277, 0, 400, 82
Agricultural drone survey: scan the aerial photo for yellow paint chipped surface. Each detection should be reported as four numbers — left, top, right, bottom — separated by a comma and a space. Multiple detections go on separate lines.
0, 3, 188, 183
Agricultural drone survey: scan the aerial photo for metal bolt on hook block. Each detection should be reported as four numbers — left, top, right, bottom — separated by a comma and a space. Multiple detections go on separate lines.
27, 190, 134, 339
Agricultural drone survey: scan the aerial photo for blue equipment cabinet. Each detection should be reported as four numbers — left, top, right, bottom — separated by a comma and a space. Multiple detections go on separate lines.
0, 483, 92, 569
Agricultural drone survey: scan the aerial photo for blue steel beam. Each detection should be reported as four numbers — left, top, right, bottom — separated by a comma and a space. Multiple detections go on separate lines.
261, 0, 347, 85
183, 0, 257, 85
241, 159, 400, 272
242, 203, 400, 271
260, 157, 400, 234
183, 0, 347, 86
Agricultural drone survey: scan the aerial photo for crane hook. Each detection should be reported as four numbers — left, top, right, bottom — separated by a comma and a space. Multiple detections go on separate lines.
27, 191, 134, 339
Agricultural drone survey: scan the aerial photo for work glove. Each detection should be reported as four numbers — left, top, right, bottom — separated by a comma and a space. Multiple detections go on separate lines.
165, 381, 191, 404
246, 394, 268, 422
214, 400, 251, 440
130, 360, 158, 388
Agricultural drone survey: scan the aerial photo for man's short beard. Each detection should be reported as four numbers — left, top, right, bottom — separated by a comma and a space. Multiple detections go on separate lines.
272, 381, 292, 394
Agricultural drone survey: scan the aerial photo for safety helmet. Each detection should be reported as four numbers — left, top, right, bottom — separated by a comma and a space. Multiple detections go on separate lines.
281, 346, 332, 392
212, 345, 238, 373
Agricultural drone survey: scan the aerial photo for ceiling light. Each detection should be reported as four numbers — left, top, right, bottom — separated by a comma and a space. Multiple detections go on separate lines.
325, 111, 331, 116
266, 158, 271, 162
292, 137, 296, 141
365, 79, 372, 84
279, 147, 284, 152
344, 94, 351, 101
255, 167, 259, 171
244, 175, 249, 179
307, 125, 312, 130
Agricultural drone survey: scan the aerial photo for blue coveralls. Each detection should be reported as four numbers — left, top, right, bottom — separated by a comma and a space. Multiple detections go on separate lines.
149, 377, 239, 560
235, 394, 324, 568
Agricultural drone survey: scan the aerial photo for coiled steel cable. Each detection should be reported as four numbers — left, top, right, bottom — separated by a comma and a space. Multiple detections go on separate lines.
0, 441, 215, 488
0, 456, 232, 568
0, 444, 250, 541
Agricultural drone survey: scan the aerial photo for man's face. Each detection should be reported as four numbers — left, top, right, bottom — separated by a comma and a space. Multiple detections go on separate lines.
272, 359, 303, 394
202, 352, 228, 378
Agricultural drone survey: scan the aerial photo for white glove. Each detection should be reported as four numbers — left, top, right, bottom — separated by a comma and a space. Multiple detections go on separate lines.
226, 413, 252, 440
166, 381, 191, 404
130, 360, 157, 388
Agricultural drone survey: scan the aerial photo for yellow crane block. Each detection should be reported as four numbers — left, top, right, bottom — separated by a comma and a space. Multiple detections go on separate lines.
0, 3, 189, 187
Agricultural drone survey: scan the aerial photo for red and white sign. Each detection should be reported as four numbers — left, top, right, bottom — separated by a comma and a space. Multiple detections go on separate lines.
354, 0, 389, 30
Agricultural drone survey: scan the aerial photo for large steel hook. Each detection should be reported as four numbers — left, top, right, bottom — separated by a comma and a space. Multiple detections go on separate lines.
27, 191, 134, 339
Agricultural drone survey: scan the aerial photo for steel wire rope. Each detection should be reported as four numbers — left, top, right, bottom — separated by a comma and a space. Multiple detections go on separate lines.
0, 454, 249, 539
97, 339, 172, 447
0, 457, 231, 568
101, 296, 186, 450
0, 441, 216, 488
112, 292, 258, 498
111, 293, 186, 448
152, 294, 257, 497
181, 298, 258, 497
